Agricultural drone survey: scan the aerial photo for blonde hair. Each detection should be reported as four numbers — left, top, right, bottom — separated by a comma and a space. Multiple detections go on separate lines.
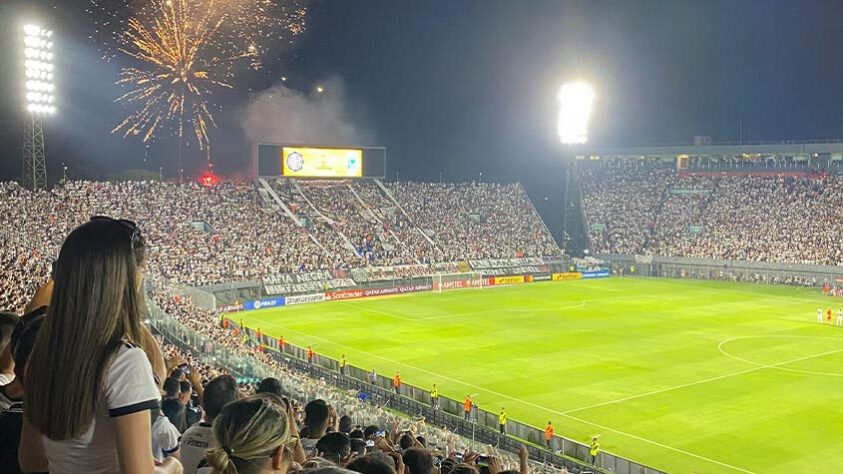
205, 393, 293, 474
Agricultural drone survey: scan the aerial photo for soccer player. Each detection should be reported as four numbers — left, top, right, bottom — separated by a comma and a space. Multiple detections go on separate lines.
544, 421, 554, 450
340, 354, 347, 375
818, 307, 824, 324
499, 407, 507, 435
463, 395, 472, 421
837, 310, 843, 327
828, 308, 834, 325
430, 384, 439, 409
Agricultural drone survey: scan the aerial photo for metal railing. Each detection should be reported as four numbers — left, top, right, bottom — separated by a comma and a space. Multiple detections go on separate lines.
234, 321, 665, 474
600, 254, 843, 285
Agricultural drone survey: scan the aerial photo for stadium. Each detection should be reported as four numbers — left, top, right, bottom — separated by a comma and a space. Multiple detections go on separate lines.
2, 2, 843, 474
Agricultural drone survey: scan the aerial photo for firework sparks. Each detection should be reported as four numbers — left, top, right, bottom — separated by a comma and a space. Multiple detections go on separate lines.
112, 0, 241, 150
92, 0, 307, 152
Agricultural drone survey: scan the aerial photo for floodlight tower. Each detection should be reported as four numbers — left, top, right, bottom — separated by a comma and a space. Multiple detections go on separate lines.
22, 23, 56, 191
557, 82, 594, 252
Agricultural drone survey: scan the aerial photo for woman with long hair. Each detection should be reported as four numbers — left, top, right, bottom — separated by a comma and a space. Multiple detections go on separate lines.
19, 218, 181, 474
203, 394, 298, 474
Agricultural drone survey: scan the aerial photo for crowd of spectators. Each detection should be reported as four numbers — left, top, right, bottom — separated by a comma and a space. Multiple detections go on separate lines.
0, 179, 559, 314
0, 214, 577, 474
149, 294, 570, 474
581, 164, 843, 265
385, 183, 562, 262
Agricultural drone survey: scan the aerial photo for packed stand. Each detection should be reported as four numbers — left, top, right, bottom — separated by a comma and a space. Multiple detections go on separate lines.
579, 166, 672, 255
0, 178, 561, 314
297, 182, 416, 265
386, 182, 562, 261
581, 164, 843, 265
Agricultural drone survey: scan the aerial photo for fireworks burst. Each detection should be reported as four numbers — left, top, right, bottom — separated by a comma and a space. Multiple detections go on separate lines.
112, 0, 232, 150
90, 0, 307, 152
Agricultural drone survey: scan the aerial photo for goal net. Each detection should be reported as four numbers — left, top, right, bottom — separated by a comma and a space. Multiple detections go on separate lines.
432, 272, 487, 293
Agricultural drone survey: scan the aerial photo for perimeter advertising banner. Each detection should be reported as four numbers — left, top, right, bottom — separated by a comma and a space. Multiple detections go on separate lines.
243, 296, 286, 311
282, 147, 363, 178
552, 272, 582, 281
493, 275, 525, 285
325, 284, 433, 301
285, 293, 327, 305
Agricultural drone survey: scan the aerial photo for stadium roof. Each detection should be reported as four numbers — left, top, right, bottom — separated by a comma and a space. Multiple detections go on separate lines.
583, 139, 843, 159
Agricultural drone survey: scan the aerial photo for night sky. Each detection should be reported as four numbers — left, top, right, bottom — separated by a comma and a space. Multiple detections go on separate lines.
2, 0, 843, 228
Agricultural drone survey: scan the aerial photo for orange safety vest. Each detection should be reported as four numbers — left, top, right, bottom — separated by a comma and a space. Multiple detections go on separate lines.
464, 398, 472, 412
545, 425, 554, 440
393, 375, 401, 387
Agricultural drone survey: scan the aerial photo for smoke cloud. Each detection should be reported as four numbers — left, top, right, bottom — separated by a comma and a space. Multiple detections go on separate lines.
240, 76, 373, 147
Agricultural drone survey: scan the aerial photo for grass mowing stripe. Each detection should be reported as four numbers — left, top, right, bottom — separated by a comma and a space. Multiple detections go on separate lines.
258, 322, 759, 474
238, 278, 840, 473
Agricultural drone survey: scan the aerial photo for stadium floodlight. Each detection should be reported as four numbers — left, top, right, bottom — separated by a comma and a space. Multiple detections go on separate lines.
557, 82, 594, 145
22, 23, 55, 191
23, 24, 56, 115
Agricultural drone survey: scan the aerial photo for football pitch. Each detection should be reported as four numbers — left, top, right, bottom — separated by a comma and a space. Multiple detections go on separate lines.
237, 278, 843, 473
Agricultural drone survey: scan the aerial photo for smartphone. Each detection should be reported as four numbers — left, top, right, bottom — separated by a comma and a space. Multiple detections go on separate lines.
178, 363, 190, 375
366, 440, 375, 447
376, 430, 386, 437
454, 453, 463, 461
476, 456, 489, 467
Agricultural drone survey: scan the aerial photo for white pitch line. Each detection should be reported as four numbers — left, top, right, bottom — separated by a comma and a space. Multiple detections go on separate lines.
270, 325, 759, 474
563, 346, 843, 415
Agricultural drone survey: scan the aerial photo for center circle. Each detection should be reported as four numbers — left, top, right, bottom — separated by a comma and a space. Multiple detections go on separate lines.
718, 335, 843, 377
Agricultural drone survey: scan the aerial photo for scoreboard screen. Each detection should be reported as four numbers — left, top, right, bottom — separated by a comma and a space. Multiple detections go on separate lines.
258, 143, 386, 178
282, 147, 362, 178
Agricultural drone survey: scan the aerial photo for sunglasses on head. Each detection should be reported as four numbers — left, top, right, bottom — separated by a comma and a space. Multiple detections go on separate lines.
89, 216, 145, 249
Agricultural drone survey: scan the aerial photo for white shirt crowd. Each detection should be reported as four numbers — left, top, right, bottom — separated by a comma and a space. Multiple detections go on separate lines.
0, 179, 559, 313
581, 165, 843, 265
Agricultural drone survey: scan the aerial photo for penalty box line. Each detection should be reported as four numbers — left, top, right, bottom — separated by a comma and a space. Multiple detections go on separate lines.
268, 324, 759, 474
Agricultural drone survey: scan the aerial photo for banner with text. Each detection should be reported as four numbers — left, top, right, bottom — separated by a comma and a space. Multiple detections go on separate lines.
552, 272, 582, 281
325, 284, 433, 301
350, 264, 432, 283
432, 277, 493, 291
493, 275, 526, 285
581, 269, 610, 279
244, 296, 286, 311
285, 293, 326, 306
469, 257, 547, 276
263, 270, 355, 295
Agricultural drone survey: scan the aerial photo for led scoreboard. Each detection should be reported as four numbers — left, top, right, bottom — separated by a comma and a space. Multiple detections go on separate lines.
257, 143, 386, 178
282, 147, 362, 178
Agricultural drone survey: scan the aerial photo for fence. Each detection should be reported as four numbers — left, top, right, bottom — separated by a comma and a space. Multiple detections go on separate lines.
600, 254, 843, 285
147, 295, 271, 380
231, 321, 665, 474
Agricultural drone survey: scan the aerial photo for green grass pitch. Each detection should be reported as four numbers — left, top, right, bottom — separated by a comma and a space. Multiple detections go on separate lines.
237, 278, 843, 473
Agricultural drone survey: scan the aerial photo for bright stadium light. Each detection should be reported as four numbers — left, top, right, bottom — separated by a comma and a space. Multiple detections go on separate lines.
23, 24, 56, 115
22, 22, 55, 191
557, 82, 594, 144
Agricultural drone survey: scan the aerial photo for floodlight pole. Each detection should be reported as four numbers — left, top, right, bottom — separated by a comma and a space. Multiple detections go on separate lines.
560, 144, 573, 252
22, 112, 47, 191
